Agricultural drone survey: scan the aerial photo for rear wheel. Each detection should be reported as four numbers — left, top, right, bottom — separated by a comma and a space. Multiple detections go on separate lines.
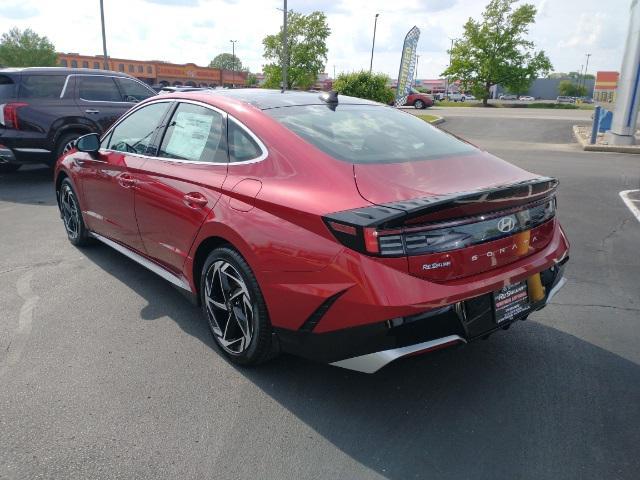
59, 178, 92, 246
414, 99, 425, 109
200, 247, 275, 366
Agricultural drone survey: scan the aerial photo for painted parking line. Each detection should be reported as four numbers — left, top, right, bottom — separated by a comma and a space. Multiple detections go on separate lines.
620, 190, 640, 222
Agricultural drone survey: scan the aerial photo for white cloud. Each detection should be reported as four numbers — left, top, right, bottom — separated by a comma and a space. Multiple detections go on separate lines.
0, 0, 626, 79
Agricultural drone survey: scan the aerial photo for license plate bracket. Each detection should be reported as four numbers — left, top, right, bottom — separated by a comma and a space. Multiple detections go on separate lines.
493, 281, 531, 324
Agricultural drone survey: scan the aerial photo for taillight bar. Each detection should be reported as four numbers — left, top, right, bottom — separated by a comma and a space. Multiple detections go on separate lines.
0, 102, 28, 130
324, 196, 556, 257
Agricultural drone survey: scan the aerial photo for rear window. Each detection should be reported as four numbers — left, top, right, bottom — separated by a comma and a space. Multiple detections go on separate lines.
78, 76, 121, 102
20, 75, 67, 99
0, 75, 16, 100
265, 104, 475, 164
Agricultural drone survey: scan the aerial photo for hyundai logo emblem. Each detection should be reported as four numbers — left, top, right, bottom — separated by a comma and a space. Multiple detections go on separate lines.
497, 216, 516, 233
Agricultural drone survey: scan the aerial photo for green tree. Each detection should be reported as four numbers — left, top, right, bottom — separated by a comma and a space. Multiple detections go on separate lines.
209, 53, 244, 71
332, 71, 394, 104
0, 27, 57, 67
442, 0, 552, 106
558, 80, 587, 97
262, 10, 330, 90
246, 72, 258, 87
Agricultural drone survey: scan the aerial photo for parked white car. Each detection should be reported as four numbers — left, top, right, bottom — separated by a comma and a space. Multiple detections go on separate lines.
520, 96, 535, 101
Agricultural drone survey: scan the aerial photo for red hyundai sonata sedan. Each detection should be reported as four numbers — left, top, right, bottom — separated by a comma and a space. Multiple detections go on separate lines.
55, 89, 569, 373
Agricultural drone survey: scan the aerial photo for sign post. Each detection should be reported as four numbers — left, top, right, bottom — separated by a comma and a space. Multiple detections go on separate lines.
394, 26, 421, 107
606, 0, 640, 145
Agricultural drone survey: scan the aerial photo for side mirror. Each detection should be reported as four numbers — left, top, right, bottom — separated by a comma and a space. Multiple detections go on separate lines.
76, 133, 100, 155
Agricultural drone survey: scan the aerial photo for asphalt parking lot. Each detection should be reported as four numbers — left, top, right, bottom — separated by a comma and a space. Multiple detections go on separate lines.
1, 109, 640, 479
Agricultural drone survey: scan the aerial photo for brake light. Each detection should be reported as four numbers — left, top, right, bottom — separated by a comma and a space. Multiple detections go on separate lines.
0, 102, 28, 129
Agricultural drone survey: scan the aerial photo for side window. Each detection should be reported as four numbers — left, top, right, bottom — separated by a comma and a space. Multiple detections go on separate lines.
228, 119, 263, 163
105, 102, 171, 155
20, 75, 66, 99
78, 76, 121, 102
158, 102, 226, 163
115, 78, 155, 102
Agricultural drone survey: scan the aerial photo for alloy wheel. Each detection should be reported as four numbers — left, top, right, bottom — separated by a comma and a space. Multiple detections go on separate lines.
60, 184, 80, 239
62, 138, 77, 155
204, 260, 254, 354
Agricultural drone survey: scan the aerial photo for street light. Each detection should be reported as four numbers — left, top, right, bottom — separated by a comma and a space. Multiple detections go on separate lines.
414, 54, 420, 87
369, 13, 379, 73
583, 53, 592, 94
277, 1, 288, 91
230, 39, 237, 88
99, 0, 108, 70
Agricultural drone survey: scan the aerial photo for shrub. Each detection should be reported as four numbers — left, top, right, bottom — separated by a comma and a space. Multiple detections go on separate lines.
332, 71, 394, 104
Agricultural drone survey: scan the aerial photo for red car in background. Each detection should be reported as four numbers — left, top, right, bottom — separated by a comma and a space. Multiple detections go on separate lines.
393, 87, 434, 109
55, 89, 569, 373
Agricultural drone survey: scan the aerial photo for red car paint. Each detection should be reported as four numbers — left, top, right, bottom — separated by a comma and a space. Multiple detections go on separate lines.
55, 89, 569, 371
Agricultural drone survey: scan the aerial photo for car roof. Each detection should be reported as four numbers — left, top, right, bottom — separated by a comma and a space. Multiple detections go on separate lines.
196, 88, 380, 110
0, 67, 137, 78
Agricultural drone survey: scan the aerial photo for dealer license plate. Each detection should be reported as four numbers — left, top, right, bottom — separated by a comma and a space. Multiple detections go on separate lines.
493, 281, 531, 324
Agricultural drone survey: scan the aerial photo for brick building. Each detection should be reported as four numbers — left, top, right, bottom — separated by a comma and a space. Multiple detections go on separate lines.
57, 52, 246, 87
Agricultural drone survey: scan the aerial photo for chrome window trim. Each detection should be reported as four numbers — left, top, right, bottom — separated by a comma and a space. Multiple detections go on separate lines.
59, 75, 71, 98
69, 74, 155, 103
99, 97, 269, 166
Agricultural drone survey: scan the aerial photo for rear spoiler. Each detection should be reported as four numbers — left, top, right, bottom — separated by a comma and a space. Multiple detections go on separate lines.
325, 177, 558, 229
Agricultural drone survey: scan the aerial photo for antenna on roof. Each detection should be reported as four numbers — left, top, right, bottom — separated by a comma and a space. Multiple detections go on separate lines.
319, 90, 338, 104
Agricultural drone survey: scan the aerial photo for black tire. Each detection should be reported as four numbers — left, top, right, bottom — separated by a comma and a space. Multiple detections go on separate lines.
200, 247, 275, 366
414, 99, 425, 109
0, 163, 21, 173
461, 97, 466, 102
59, 178, 92, 246
54, 133, 83, 165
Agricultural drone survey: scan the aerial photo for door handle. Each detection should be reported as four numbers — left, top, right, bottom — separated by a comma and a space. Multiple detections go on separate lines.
85, 109, 100, 114
118, 174, 137, 188
183, 192, 208, 208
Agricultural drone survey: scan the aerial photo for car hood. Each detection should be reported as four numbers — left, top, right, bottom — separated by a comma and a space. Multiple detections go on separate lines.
353, 149, 538, 205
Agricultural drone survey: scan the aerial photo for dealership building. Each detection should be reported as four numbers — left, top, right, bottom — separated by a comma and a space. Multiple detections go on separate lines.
57, 52, 246, 87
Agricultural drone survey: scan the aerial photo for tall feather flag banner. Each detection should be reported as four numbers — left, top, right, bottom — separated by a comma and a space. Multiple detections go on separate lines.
395, 26, 421, 107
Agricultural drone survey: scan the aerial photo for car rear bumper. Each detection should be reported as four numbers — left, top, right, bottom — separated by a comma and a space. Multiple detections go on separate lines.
274, 258, 568, 373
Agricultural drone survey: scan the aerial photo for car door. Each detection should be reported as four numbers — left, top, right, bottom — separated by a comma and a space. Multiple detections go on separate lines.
75, 75, 134, 133
134, 101, 228, 271
77, 100, 173, 251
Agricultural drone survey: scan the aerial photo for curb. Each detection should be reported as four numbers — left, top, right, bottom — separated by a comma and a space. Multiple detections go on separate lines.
430, 116, 445, 126
573, 125, 640, 154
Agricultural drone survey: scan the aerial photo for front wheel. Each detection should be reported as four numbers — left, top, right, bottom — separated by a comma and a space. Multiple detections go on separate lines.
200, 247, 275, 366
414, 99, 425, 109
59, 178, 92, 246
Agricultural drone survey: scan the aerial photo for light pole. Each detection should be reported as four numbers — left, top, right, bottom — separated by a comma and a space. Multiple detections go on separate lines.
230, 40, 237, 88
583, 53, 592, 95
99, 0, 109, 70
445, 38, 453, 99
414, 54, 420, 87
369, 13, 379, 73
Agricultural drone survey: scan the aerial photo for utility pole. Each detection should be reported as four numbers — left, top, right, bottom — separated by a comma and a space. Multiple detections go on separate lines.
99, 0, 109, 70
369, 13, 379, 73
414, 55, 420, 87
282, 0, 288, 92
230, 40, 237, 88
333, 65, 336, 79
445, 38, 453, 99
577, 64, 583, 93
583, 53, 592, 95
